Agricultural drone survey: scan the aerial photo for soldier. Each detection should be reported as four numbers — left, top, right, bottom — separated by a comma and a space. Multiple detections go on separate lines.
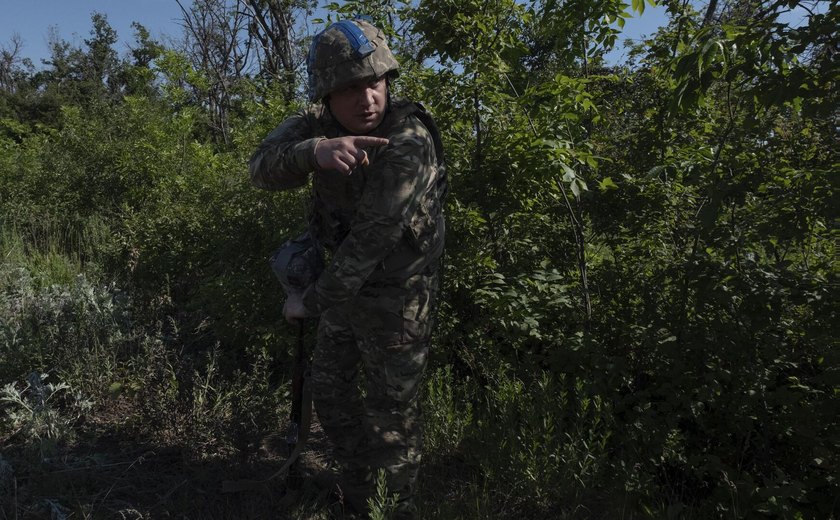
248, 17, 446, 519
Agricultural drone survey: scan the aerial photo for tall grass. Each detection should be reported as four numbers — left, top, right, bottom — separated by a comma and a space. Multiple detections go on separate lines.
0, 217, 295, 518
1, 214, 112, 288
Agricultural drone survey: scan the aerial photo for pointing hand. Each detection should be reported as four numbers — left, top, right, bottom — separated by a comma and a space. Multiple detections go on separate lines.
314, 136, 390, 174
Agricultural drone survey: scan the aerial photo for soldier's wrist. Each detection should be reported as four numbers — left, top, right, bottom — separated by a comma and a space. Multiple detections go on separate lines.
311, 137, 328, 170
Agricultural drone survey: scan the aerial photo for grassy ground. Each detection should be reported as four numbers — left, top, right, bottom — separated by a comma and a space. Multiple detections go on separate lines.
0, 383, 576, 519
0, 249, 539, 519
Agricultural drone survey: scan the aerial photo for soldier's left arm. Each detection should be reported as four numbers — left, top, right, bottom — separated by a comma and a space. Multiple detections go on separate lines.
301, 117, 435, 313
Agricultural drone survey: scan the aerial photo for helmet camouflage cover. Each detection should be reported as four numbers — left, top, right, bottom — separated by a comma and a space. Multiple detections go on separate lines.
307, 18, 399, 102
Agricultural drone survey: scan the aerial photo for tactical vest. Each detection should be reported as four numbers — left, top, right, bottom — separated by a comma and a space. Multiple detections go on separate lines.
309, 99, 447, 278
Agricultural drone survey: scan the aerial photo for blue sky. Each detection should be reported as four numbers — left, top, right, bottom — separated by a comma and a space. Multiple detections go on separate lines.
0, 0, 187, 66
0, 0, 670, 68
605, 5, 669, 64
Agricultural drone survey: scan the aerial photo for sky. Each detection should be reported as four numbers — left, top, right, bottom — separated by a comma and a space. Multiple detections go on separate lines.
604, 5, 669, 64
0, 0, 670, 68
0, 0, 188, 66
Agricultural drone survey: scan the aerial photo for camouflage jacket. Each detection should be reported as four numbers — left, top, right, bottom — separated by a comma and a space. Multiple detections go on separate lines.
249, 98, 446, 315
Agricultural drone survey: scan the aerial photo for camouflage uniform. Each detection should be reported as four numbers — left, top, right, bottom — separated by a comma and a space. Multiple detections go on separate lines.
249, 22, 445, 514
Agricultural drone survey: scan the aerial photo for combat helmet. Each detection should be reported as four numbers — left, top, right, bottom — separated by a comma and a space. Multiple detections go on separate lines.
307, 18, 399, 102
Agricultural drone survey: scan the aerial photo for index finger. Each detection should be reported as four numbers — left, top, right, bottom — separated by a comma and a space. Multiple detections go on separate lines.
350, 136, 389, 148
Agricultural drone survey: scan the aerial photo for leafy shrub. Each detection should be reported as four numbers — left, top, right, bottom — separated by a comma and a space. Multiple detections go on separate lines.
423, 364, 473, 460
0, 372, 92, 458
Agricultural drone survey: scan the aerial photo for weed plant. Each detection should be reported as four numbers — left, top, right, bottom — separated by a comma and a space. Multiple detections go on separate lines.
0, 236, 291, 517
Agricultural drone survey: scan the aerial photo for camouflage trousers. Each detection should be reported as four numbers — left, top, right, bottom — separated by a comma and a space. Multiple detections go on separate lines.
311, 269, 438, 517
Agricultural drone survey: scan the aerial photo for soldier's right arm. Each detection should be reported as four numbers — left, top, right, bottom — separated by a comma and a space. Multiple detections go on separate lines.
249, 110, 324, 190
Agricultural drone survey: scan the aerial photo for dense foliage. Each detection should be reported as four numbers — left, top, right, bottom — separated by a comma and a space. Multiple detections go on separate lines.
1, 0, 836, 518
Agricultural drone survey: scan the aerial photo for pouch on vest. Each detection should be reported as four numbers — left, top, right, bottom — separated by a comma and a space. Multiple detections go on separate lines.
269, 231, 324, 295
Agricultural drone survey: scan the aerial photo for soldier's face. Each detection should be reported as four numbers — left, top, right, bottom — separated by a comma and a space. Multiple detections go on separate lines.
328, 76, 388, 134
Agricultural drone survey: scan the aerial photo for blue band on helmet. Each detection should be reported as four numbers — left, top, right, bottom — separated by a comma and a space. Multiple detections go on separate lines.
332, 20, 375, 57
307, 20, 373, 72
307, 19, 376, 100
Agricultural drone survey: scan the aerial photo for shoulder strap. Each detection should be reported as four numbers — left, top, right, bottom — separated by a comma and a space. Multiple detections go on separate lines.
406, 101, 449, 202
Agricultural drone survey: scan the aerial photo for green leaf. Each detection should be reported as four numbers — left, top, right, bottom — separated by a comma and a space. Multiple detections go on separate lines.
645, 165, 667, 179
570, 178, 581, 198
576, 178, 589, 193
598, 177, 618, 191
559, 161, 575, 178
